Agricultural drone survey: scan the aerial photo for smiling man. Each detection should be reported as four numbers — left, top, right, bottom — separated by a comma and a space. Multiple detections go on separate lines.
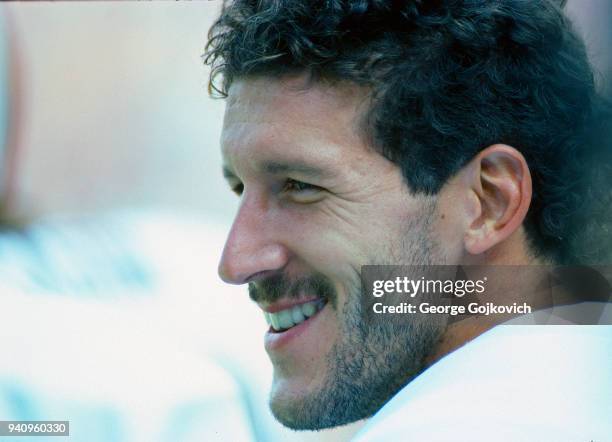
219, 76, 452, 429
205, 0, 612, 438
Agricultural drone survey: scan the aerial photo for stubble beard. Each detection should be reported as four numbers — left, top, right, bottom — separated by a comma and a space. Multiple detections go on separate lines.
270, 198, 448, 430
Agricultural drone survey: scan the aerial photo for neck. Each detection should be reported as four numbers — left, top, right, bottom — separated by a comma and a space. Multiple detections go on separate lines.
424, 235, 548, 367
424, 316, 498, 367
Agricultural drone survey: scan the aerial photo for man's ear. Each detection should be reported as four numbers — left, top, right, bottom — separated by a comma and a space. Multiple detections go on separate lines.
463, 144, 532, 255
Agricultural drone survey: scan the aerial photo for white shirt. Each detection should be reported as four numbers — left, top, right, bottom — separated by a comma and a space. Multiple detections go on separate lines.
355, 314, 612, 441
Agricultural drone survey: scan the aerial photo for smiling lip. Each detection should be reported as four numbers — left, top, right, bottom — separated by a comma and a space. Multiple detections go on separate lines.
259, 297, 321, 313
264, 301, 328, 351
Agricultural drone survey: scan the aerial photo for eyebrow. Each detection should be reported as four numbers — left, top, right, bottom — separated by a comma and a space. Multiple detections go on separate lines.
261, 160, 332, 178
222, 160, 332, 181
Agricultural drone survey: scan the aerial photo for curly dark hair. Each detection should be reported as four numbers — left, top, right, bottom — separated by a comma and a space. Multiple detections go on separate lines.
204, 0, 612, 265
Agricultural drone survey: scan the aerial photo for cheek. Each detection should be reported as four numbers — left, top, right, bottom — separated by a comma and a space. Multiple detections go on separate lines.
430, 200, 467, 261
276, 205, 370, 265
273, 196, 421, 281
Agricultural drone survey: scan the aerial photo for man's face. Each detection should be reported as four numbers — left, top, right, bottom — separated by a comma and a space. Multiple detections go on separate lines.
219, 75, 460, 429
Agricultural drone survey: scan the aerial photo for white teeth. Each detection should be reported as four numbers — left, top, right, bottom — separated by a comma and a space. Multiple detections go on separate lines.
301, 302, 316, 317
291, 306, 305, 323
269, 313, 280, 331
265, 299, 325, 331
277, 310, 294, 329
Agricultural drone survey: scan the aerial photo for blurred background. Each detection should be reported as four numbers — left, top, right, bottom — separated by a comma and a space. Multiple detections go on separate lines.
0, 1, 609, 441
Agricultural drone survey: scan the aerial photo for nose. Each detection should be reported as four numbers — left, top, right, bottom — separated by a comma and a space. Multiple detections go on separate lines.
218, 194, 289, 284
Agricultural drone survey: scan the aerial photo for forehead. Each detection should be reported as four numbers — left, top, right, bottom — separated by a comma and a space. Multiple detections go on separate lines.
220, 76, 372, 173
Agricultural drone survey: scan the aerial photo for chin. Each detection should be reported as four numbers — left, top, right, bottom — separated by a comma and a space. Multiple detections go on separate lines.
268, 373, 379, 431
268, 377, 324, 430
270, 394, 314, 430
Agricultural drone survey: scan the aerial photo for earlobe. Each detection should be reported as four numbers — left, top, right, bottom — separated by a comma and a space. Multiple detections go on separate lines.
464, 145, 532, 255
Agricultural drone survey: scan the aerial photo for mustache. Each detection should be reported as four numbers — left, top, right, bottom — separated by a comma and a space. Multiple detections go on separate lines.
249, 272, 337, 306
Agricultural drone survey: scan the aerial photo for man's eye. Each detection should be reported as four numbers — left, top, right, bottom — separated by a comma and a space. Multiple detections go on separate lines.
282, 179, 324, 202
284, 179, 315, 192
